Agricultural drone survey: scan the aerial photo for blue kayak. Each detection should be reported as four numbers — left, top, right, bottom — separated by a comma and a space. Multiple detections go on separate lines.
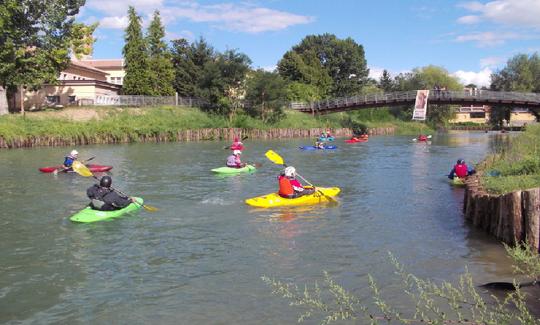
300, 145, 337, 150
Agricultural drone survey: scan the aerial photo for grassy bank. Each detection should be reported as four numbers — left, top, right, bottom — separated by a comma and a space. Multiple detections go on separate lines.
0, 106, 431, 142
479, 124, 540, 194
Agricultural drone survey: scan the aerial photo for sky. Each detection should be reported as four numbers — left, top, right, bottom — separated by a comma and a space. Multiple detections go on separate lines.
79, 0, 540, 87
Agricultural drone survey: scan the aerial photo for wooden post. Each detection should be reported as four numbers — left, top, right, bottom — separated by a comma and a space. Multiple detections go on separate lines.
20, 86, 25, 115
522, 189, 540, 251
175, 92, 178, 106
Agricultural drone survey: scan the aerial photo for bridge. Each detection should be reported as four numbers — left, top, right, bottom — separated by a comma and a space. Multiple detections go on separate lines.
288, 90, 540, 114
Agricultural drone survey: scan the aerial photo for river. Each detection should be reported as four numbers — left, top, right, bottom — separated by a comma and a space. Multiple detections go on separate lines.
0, 132, 517, 324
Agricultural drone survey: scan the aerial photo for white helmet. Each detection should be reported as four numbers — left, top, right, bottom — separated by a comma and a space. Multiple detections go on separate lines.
284, 166, 296, 177
70, 150, 79, 157
233, 150, 242, 155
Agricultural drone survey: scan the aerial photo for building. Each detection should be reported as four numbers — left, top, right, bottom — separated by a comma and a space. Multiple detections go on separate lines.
12, 59, 123, 110
509, 108, 537, 127
449, 105, 491, 124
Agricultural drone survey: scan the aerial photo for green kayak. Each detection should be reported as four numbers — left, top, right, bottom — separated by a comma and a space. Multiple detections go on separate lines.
211, 164, 256, 174
70, 197, 144, 223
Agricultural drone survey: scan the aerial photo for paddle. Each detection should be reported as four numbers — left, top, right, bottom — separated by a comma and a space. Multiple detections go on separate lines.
264, 150, 338, 203
224, 135, 249, 149
72, 161, 158, 212
412, 135, 433, 141
53, 156, 96, 175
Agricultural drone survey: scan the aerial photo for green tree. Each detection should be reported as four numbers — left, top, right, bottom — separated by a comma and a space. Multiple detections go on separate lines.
0, 0, 86, 114
286, 82, 322, 102
122, 6, 151, 95
171, 37, 215, 97
378, 69, 394, 92
277, 34, 369, 98
245, 70, 287, 123
146, 10, 174, 96
491, 53, 540, 92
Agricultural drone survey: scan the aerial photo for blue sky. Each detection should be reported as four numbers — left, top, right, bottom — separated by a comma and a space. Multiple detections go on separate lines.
79, 0, 540, 87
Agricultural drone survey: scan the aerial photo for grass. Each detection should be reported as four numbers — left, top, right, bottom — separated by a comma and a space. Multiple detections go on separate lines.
479, 123, 540, 194
0, 106, 432, 143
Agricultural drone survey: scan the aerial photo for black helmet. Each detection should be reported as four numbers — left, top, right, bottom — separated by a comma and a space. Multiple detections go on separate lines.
457, 159, 465, 164
100, 176, 112, 188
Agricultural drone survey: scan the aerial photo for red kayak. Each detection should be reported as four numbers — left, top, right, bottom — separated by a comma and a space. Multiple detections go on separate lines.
39, 164, 113, 173
345, 138, 368, 143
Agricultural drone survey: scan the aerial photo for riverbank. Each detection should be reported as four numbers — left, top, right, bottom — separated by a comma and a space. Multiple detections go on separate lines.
0, 106, 430, 149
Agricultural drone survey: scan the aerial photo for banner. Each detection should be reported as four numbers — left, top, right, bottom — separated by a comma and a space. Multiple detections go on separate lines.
412, 90, 429, 121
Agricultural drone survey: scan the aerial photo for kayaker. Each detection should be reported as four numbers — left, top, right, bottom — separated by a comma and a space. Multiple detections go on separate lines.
315, 140, 325, 149
62, 149, 79, 171
278, 166, 315, 198
326, 130, 332, 138
226, 150, 246, 168
418, 135, 428, 141
230, 137, 244, 151
87, 176, 134, 211
448, 159, 476, 179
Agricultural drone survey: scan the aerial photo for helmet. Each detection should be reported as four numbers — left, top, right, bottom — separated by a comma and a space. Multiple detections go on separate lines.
100, 176, 112, 188
457, 159, 465, 164
284, 166, 296, 177
233, 150, 241, 155
70, 150, 79, 157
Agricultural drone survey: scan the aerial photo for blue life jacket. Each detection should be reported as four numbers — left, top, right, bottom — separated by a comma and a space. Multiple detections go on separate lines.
63, 156, 75, 168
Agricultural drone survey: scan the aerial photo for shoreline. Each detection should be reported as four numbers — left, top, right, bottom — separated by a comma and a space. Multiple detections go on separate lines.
0, 127, 396, 149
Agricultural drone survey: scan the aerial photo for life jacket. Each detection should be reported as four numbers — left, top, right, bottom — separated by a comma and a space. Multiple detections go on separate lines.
63, 156, 75, 167
230, 143, 244, 151
454, 164, 468, 178
418, 135, 428, 141
278, 175, 294, 197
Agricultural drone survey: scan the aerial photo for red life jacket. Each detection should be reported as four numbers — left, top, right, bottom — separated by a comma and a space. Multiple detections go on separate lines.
278, 175, 294, 196
418, 135, 428, 141
454, 164, 468, 178
230, 143, 244, 151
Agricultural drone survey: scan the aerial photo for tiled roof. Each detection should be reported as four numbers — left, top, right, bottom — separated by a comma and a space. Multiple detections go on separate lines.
80, 59, 124, 69
70, 60, 109, 74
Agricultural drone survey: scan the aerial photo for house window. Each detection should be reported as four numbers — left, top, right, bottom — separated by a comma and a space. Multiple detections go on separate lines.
470, 112, 485, 119
68, 96, 76, 104
46, 96, 60, 104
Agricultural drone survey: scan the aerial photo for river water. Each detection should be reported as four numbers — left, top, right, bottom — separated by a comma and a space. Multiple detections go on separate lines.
0, 132, 517, 324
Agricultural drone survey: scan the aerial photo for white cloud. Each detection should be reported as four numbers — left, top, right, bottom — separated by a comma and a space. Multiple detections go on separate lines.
100, 16, 129, 29
88, 1, 313, 33
480, 56, 504, 68
455, 31, 525, 47
458, 0, 540, 28
456, 15, 481, 24
368, 66, 385, 81
165, 30, 195, 41
452, 68, 492, 87
261, 65, 277, 72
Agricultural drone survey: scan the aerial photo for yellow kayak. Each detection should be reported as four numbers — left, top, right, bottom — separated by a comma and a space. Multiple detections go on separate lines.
245, 187, 340, 208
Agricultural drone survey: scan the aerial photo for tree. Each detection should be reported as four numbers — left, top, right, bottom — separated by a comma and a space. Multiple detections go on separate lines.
245, 70, 287, 123
490, 53, 540, 92
122, 6, 151, 95
378, 69, 393, 92
171, 37, 215, 97
146, 10, 174, 96
277, 34, 369, 98
0, 0, 86, 115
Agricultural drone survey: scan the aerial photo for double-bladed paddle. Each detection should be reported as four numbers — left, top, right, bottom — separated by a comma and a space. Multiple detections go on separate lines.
264, 150, 338, 204
72, 161, 158, 212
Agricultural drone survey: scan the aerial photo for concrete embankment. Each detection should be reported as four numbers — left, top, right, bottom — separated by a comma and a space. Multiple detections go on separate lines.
464, 175, 540, 251
0, 127, 396, 149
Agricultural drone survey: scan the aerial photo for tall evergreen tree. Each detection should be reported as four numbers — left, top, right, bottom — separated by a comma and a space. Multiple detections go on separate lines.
146, 10, 174, 96
378, 70, 394, 92
122, 6, 151, 95
0, 0, 86, 114
171, 37, 215, 97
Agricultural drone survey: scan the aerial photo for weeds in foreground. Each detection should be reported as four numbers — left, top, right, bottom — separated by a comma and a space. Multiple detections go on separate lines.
262, 248, 540, 325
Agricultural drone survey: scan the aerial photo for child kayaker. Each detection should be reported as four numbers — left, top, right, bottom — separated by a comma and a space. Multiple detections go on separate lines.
62, 149, 79, 171
230, 137, 244, 151
226, 150, 246, 168
87, 176, 134, 211
278, 166, 315, 198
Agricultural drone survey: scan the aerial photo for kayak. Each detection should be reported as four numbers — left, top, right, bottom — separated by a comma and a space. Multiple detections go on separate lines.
300, 145, 337, 150
318, 136, 335, 142
39, 164, 113, 173
450, 177, 466, 187
211, 164, 256, 174
345, 139, 368, 143
70, 197, 144, 223
245, 187, 340, 208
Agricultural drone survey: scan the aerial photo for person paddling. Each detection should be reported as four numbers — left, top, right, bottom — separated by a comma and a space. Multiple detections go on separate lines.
278, 166, 315, 198
87, 176, 134, 211
226, 150, 246, 168
230, 137, 244, 151
448, 159, 476, 179
315, 140, 325, 149
62, 150, 79, 171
